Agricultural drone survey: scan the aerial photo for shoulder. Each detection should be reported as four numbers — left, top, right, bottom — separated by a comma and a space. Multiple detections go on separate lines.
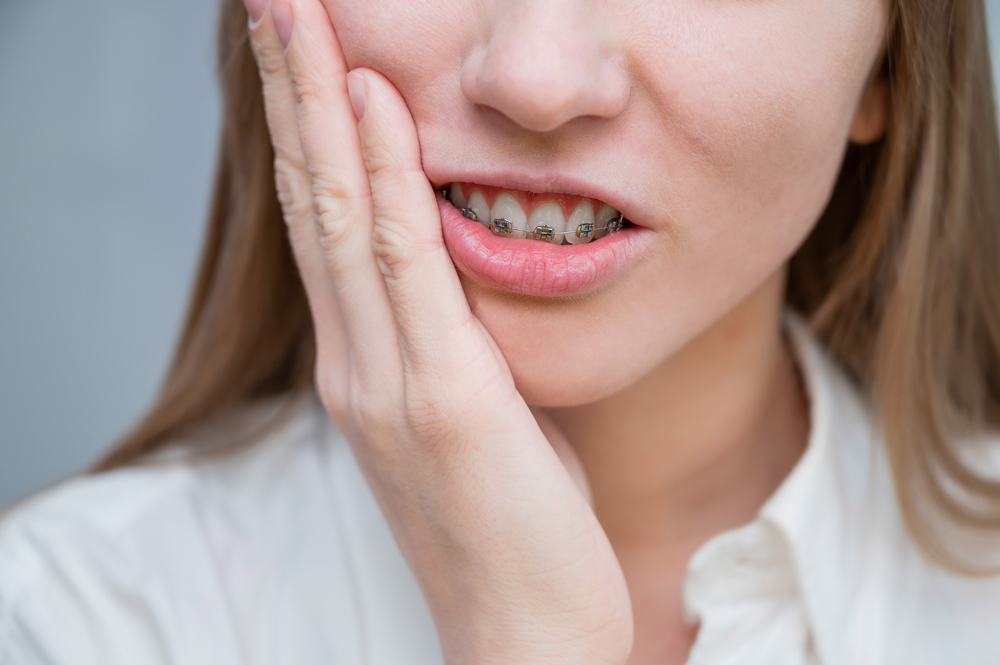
777, 317, 1000, 664
0, 396, 337, 582
0, 452, 230, 663
0, 396, 370, 665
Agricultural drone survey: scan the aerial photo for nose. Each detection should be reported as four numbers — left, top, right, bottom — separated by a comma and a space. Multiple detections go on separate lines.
460, 0, 630, 133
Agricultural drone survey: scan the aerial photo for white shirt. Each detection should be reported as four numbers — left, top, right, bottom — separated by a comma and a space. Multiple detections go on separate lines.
2, 322, 999, 665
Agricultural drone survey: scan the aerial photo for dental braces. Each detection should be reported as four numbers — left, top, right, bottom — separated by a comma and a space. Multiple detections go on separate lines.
440, 187, 629, 240
457, 206, 627, 239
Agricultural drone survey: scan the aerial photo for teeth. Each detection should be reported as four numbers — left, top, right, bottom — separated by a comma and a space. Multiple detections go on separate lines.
449, 185, 624, 243
490, 192, 528, 239
467, 191, 491, 226
594, 203, 618, 239
527, 202, 565, 244
564, 199, 596, 244
450, 183, 468, 209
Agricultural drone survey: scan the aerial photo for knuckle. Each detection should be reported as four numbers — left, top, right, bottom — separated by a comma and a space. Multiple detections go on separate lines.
254, 47, 288, 80
366, 165, 425, 207
316, 372, 348, 426
346, 392, 401, 455
405, 398, 453, 445
371, 221, 417, 275
316, 362, 401, 454
367, 172, 432, 278
361, 142, 405, 180
312, 186, 367, 247
249, 32, 276, 65
309, 165, 358, 205
272, 156, 313, 223
291, 77, 326, 120
348, 390, 383, 431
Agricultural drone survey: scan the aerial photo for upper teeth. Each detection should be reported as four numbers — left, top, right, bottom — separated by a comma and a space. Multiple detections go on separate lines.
446, 183, 625, 244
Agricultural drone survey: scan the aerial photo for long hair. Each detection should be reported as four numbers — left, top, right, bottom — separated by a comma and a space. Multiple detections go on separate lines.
97, 0, 1000, 571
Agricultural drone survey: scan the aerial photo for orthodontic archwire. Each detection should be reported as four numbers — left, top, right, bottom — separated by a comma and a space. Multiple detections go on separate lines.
441, 188, 628, 240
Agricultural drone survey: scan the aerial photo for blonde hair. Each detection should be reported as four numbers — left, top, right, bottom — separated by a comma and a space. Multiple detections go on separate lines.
97, 0, 1000, 571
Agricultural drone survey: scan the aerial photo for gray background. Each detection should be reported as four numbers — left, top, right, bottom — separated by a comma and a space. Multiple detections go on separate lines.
2, 1, 1000, 510
0, 0, 218, 509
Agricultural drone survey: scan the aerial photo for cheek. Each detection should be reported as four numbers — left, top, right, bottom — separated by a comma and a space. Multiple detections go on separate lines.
321, 0, 458, 95
628, 0, 885, 303
642, 0, 885, 222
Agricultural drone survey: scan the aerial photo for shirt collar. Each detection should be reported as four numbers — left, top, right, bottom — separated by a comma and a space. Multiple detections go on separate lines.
757, 313, 881, 665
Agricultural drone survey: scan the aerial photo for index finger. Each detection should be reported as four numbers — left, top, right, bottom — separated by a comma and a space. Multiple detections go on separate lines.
274, 0, 400, 381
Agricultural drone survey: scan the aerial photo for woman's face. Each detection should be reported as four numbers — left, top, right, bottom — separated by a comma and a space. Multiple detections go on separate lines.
323, 0, 887, 406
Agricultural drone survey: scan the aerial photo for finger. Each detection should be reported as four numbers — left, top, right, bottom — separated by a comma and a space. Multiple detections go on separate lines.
275, 0, 399, 378
246, 6, 346, 373
351, 69, 480, 371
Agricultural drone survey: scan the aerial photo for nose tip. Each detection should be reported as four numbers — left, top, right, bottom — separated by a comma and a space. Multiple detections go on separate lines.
459, 5, 629, 133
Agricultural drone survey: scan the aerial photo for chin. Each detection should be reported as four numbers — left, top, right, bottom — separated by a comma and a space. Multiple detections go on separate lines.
508, 345, 642, 407
461, 278, 665, 408
509, 360, 638, 408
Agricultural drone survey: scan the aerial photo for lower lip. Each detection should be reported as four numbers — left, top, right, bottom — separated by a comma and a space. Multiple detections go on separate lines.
438, 193, 654, 297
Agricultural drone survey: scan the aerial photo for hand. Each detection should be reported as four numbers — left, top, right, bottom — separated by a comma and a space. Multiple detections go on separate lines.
244, 0, 633, 661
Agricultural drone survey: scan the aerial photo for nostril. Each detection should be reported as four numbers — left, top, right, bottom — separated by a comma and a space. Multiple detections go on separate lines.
459, 36, 629, 133
462, 71, 582, 132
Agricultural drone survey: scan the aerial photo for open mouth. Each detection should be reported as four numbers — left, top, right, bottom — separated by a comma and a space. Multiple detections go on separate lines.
442, 182, 634, 244
436, 181, 652, 297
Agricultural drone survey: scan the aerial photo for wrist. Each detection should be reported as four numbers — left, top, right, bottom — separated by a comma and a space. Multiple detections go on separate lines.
432, 593, 633, 665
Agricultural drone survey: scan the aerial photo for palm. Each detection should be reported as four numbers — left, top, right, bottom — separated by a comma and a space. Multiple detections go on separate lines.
247, 0, 634, 661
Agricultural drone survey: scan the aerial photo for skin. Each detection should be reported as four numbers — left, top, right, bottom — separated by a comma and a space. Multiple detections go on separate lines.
243, 0, 888, 662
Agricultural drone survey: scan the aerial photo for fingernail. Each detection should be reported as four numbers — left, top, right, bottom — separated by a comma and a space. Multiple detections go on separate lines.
243, 0, 267, 25
270, 0, 293, 49
347, 72, 367, 121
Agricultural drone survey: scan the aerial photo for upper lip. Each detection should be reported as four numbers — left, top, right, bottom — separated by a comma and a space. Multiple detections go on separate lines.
425, 166, 642, 226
